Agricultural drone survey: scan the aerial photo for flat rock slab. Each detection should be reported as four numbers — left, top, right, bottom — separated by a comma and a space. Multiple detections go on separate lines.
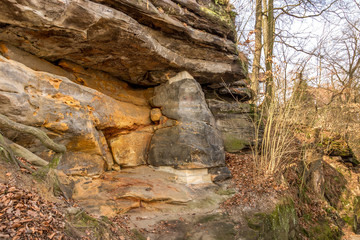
59, 166, 196, 217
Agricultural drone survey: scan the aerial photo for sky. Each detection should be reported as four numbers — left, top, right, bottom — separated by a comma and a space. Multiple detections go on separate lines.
231, 0, 359, 90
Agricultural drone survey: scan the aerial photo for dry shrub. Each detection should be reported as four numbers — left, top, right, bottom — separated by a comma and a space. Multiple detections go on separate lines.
251, 87, 312, 177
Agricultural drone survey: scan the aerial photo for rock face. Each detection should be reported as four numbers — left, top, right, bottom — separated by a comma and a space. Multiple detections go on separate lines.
109, 129, 153, 167
0, 54, 151, 175
0, 0, 245, 85
207, 99, 254, 152
149, 72, 225, 169
0, 0, 252, 217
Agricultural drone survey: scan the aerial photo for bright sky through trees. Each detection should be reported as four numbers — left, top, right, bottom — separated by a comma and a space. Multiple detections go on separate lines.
232, 0, 360, 97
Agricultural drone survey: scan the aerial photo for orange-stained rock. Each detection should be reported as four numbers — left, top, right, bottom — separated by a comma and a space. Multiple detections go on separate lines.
59, 152, 107, 176
0, 55, 151, 175
58, 60, 153, 106
43, 122, 69, 132
59, 166, 193, 217
109, 129, 153, 167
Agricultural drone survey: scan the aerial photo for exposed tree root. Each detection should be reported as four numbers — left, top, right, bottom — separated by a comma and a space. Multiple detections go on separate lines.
0, 113, 66, 173
0, 113, 66, 153
0, 133, 34, 172
5, 137, 48, 166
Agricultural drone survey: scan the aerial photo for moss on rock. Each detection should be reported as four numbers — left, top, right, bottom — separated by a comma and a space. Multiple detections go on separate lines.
246, 199, 297, 240
303, 220, 341, 240
223, 134, 249, 152
199, 0, 237, 31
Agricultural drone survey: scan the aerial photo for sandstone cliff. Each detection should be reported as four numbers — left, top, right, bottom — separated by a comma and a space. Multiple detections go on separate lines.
0, 0, 252, 217
0, 0, 246, 85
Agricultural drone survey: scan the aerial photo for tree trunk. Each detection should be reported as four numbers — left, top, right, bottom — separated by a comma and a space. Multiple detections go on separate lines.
262, 0, 275, 106
251, 0, 263, 104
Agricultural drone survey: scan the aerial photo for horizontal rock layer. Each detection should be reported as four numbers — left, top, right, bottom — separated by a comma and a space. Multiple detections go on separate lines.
0, 0, 246, 86
57, 167, 194, 217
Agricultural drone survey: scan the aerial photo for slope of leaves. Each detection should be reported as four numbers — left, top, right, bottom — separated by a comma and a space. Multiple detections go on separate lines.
0, 182, 66, 240
223, 152, 288, 208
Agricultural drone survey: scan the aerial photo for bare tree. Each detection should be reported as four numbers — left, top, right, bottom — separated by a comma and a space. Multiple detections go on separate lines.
233, 0, 340, 105
321, 21, 360, 103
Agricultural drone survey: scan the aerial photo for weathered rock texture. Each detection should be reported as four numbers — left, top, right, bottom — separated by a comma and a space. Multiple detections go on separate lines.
0, 0, 246, 86
0, 54, 151, 175
0, 0, 253, 218
109, 129, 153, 167
57, 167, 194, 217
149, 72, 225, 169
206, 98, 254, 152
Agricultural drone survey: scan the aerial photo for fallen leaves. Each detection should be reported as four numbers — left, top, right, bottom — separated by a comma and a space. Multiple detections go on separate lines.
222, 153, 288, 208
0, 183, 66, 239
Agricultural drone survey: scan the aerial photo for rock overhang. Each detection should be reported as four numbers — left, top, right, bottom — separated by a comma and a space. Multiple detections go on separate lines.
0, 0, 252, 217
0, 0, 247, 86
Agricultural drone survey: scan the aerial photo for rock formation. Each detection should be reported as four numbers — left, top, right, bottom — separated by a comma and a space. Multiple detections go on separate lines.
0, 0, 252, 216
149, 72, 225, 169
0, 0, 246, 85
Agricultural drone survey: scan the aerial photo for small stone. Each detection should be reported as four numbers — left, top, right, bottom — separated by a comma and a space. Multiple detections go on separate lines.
151, 108, 162, 122
66, 207, 82, 215
112, 164, 121, 171
209, 167, 232, 182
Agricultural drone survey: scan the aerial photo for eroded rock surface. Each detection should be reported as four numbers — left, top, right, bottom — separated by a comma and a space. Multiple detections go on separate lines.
0, 55, 151, 175
109, 128, 153, 167
207, 99, 254, 152
149, 72, 225, 169
57, 166, 195, 217
0, 0, 245, 85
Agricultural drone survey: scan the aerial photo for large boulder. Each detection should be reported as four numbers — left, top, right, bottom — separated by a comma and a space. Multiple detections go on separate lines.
0, 0, 246, 86
0, 55, 151, 175
148, 72, 225, 169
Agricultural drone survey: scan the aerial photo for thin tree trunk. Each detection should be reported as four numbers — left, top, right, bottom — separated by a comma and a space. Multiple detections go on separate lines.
251, 0, 263, 104
262, 0, 275, 106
